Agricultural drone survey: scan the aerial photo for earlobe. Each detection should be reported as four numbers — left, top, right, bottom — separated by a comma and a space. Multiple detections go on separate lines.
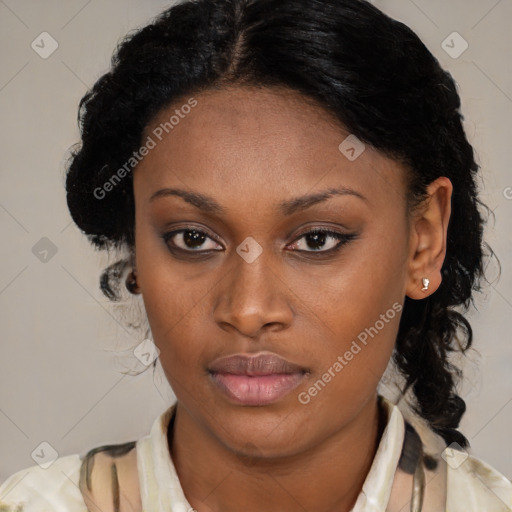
405, 177, 453, 300
126, 253, 142, 295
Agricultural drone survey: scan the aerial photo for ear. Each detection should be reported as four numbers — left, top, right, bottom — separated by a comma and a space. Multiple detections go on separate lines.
405, 176, 453, 300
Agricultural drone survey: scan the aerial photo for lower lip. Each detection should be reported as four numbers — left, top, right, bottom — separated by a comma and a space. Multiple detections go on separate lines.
209, 372, 306, 406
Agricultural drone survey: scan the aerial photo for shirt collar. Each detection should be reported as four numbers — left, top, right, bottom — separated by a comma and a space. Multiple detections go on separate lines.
351, 397, 405, 511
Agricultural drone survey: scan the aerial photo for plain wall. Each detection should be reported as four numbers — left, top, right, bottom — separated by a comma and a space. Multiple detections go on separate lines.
1, 0, 511, 483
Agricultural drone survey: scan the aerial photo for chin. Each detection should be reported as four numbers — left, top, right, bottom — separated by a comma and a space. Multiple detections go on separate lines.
207, 404, 314, 459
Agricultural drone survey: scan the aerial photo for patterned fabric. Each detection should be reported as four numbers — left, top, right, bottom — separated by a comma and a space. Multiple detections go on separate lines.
1, 398, 510, 511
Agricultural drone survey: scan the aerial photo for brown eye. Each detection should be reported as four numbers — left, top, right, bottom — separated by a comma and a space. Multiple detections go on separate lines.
163, 229, 223, 252
288, 229, 357, 254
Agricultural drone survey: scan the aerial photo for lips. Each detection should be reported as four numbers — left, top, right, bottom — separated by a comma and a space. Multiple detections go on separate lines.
208, 352, 308, 406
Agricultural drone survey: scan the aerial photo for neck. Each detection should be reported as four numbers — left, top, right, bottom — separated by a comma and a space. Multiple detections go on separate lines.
168, 395, 386, 512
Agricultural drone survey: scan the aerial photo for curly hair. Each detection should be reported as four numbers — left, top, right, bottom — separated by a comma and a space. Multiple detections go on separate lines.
65, 0, 494, 449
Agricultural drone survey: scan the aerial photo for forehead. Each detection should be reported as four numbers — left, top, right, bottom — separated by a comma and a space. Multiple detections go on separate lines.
135, 86, 407, 211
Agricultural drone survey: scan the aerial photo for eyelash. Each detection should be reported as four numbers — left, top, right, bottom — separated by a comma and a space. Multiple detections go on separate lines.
161, 227, 357, 257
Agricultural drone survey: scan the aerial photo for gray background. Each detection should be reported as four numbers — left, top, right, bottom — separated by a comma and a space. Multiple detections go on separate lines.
1, 0, 511, 482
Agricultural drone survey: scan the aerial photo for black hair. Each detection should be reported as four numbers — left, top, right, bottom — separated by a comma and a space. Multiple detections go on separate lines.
65, 0, 496, 449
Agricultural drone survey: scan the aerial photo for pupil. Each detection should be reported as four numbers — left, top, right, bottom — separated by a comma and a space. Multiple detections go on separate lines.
184, 230, 206, 248
307, 232, 325, 250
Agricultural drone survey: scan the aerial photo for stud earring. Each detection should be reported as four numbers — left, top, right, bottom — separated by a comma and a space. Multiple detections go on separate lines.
421, 277, 430, 292
126, 269, 141, 294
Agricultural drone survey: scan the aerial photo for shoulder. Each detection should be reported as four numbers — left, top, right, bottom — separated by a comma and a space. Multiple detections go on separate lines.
0, 453, 85, 511
0, 440, 141, 512
394, 400, 512, 511
445, 448, 512, 511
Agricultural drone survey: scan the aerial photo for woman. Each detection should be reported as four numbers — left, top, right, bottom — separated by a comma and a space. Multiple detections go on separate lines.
1, 0, 510, 510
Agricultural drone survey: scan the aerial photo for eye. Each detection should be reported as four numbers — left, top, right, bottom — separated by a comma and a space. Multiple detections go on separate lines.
162, 227, 357, 257
162, 229, 223, 253
287, 229, 356, 254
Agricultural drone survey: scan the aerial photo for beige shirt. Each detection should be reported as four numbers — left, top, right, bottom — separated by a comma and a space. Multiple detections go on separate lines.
1, 398, 511, 511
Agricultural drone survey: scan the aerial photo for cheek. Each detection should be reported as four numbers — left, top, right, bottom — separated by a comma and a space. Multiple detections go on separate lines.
310, 228, 406, 323
301, 277, 401, 416
301, 230, 406, 386
134, 222, 200, 356
141, 283, 209, 396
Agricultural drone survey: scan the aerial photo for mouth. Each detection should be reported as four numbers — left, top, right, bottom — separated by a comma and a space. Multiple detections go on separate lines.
207, 352, 308, 406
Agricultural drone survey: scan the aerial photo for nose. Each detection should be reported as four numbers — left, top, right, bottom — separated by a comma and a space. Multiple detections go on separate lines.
212, 249, 294, 338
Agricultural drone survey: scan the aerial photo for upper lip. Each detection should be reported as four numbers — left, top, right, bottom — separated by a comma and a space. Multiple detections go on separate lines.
208, 352, 307, 376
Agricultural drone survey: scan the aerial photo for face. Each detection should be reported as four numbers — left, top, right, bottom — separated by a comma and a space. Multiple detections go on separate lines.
133, 86, 412, 458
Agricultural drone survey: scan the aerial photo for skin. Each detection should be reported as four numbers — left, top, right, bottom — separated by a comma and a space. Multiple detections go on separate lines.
131, 85, 452, 512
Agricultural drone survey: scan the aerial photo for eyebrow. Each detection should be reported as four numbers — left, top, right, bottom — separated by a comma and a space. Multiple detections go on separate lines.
149, 186, 367, 216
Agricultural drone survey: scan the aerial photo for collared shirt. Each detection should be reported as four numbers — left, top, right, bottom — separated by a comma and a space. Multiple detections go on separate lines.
1, 398, 511, 511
